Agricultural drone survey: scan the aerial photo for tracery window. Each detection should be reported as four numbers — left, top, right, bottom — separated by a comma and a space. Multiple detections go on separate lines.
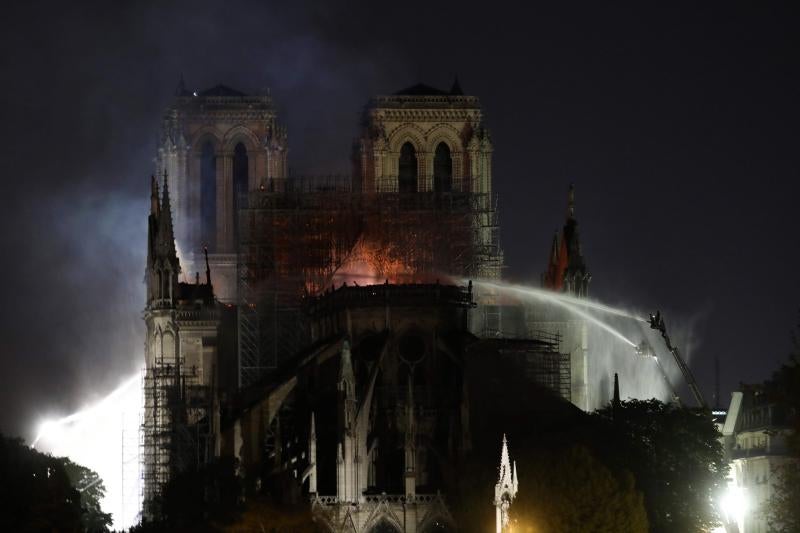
398, 142, 418, 193
200, 141, 216, 251
433, 142, 452, 193
232, 142, 249, 246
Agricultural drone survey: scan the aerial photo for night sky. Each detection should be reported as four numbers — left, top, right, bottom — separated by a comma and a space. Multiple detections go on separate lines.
1, 1, 798, 438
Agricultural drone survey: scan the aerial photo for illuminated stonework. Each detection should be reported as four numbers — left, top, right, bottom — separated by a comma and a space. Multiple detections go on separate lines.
494, 435, 518, 533
157, 82, 288, 300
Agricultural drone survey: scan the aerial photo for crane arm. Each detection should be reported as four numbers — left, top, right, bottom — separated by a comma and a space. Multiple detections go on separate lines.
648, 311, 709, 410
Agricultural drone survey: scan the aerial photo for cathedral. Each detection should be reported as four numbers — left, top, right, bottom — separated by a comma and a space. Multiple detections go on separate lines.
142, 80, 591, 531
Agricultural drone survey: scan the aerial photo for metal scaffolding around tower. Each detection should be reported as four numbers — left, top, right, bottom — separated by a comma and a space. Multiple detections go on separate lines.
140, 356, 212, 515
235, 177, 502, 388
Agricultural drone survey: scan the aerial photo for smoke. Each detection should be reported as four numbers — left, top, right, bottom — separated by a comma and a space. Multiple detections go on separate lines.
585, 304, 711, 409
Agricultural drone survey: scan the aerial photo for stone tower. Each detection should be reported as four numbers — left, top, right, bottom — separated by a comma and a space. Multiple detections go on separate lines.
353, 81, 501, 280
353, 80, 493, 196
142, 174, 220, 513
157, 81, 288, 300
528, 184, 592, 410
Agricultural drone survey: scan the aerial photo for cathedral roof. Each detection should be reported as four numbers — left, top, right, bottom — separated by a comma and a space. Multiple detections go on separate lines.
198, 84, 248, 97
394, 83, 457, 96
176, 281, 215, 305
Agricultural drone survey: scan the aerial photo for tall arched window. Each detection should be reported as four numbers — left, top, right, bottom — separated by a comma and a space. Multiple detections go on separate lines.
398, 142, 417, 193
200, 141, 216, 251
433, 142, 452, 193
162, 331, 175, 361
370, 518, 402, 533
233, 143, 249, 245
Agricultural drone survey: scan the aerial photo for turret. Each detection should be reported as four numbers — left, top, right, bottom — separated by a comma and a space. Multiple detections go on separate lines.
494, 434, 518, 533
146, 173, 181, 307
542, 184, 591, 297
308, 412, 317, 494
338, 340, 356, 429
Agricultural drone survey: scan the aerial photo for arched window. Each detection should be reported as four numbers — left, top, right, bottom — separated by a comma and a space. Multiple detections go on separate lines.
162, 268, 171, 302
200, 141, 216, 251
156, 270, 163, 300
433, 142, 452, 193
398, 142, 417, 193
369, 518, 401, 533
162, 331, 175, 361
233, 143, 249, 245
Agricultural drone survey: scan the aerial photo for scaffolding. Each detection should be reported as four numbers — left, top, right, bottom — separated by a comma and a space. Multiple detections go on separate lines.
141, 356, 212, 515
479, 332, 571, 401
235, 179, 501, 387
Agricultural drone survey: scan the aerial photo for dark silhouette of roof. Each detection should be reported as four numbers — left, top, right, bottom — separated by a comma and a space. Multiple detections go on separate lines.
198, 84, 248, 97
394, 83, 456, 96
450, 76, 463, 95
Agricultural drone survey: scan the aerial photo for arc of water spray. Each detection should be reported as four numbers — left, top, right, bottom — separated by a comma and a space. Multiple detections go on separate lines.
32, 373, 141, 448
471, 279, 647, 323
471, 279, 638, 347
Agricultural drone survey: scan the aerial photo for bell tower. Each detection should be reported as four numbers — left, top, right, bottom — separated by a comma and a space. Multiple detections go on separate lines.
157, 81, 288, 301
353, 80, 493, 195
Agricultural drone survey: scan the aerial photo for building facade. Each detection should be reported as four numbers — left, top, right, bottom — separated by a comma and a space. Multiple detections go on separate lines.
157, 82, 288, 301
142, 80, 587, 528
720, 386, 796, 533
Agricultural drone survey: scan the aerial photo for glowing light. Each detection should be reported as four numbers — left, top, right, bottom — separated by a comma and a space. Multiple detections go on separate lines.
33, 370, 143, 530
719, 484, 748, 529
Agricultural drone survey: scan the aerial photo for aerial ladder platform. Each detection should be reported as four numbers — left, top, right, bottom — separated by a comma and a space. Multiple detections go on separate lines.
634, 311, 709, 410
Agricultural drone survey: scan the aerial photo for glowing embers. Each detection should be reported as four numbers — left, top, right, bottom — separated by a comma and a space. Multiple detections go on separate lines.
331, 239, 417, 287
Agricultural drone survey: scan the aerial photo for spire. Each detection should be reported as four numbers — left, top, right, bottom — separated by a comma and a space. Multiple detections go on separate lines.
567, 183, 575, 220
512, 461, 518, 493
543, 188, 593, 299
494, 434, 518, 533
308, 411, 317, 494
612, 372, 621, 415
150, 175, 160, 216
159, 172, 177, 262
498, 434, 512, 486
204, 245, 211, 286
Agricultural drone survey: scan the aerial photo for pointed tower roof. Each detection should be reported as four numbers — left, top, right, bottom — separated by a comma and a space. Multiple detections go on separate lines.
150, 174, 160, 216
512, 460, 519, 493
541, 184, 590, 294
158, 173, 178, 265
498, 434, 512, 487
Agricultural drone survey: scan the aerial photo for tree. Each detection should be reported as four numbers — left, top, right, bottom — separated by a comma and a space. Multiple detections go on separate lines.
514, 445, 648, 533
132, 457, 243, 532
594, 400, 727, 533
61, 458, 112, 532
764, 460, 800, 533
0, 434, 82, 532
